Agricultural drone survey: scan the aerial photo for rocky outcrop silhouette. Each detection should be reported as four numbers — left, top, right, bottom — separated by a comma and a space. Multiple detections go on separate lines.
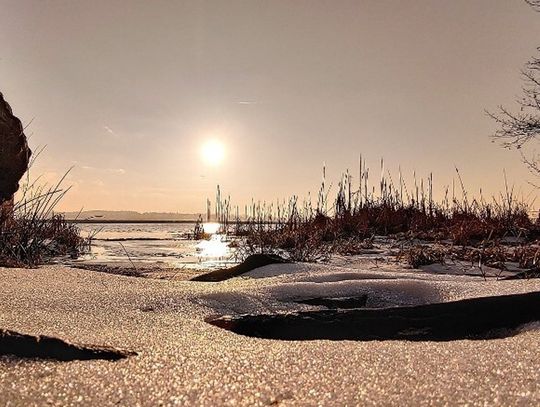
0, 92, 31, 216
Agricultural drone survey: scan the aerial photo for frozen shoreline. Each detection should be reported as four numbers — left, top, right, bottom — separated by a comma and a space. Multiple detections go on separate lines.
1, 262, 540, 405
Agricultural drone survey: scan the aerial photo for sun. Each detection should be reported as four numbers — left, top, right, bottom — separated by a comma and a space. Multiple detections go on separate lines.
201, 139, 225, 166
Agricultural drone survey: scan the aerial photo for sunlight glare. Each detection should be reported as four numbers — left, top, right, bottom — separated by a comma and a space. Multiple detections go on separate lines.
203, 222, 220, 234
196, 234, 229, 258
201, 140, 225, 166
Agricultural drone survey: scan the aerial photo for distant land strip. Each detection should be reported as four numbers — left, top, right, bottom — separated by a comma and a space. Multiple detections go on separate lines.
67, 219, 279, 224
68, 219, 200, 224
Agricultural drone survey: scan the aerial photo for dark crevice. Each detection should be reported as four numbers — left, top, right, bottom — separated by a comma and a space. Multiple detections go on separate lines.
0, 329, 137, 361
209, 291, 540, 342
294, 295, 368, 309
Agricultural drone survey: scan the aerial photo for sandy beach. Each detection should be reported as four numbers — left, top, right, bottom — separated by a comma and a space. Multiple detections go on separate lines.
1, 262, 539, 406
2, 1, 540, 405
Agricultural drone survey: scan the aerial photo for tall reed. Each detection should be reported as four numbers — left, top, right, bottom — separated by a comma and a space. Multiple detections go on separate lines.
207, 159, 537, 261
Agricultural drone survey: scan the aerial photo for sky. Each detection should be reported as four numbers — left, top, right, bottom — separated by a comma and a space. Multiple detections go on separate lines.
1, 0, 539, 213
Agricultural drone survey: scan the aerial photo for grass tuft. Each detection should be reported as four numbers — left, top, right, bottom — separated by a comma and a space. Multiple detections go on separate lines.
0, 170, 90, 267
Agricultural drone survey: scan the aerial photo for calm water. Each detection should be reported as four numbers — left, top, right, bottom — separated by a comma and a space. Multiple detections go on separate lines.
76, 222, 236, 270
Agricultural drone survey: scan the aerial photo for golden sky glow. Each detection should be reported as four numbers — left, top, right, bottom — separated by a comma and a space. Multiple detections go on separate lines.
1, 0, 539, 212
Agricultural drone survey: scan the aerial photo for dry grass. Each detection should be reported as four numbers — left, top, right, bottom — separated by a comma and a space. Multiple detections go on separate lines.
208, 160, 538, 263
0, 171, 90, 267
398, 245, 447, 268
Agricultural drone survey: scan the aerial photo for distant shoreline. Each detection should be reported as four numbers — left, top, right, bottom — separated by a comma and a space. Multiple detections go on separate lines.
68, 219, 276, 225
68, 219, 200, 224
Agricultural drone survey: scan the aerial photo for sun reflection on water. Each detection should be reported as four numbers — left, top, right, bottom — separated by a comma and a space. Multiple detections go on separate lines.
196, 234, 229, 258
203, 222, 220, 234
197, 222, 229, 259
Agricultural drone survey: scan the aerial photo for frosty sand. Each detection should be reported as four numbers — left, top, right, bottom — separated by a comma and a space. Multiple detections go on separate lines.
1, 262, 539, 406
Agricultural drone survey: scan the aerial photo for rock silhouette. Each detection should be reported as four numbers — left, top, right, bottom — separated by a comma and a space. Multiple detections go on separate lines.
0, 92, 31, 216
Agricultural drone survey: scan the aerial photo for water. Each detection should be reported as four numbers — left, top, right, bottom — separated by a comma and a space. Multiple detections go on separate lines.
75, 222, 236, 270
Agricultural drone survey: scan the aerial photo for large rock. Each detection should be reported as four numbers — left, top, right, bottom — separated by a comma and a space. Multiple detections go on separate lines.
0, 92, 31, 207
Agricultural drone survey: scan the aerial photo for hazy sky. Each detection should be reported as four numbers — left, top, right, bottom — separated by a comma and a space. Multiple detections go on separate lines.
1, 0, 539, 212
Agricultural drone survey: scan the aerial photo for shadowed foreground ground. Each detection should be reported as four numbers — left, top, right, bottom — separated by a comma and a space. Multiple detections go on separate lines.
210, 291, 540, 341
1, 264, 539, 406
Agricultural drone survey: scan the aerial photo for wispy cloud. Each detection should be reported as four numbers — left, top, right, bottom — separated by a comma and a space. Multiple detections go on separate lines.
237, 100, 259, 105
103, 125, 120, 138
81, 165, 126, 175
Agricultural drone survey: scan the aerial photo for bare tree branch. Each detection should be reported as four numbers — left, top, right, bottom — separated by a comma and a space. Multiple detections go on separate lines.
487, 5, 540, 181
526, 0, 540, 12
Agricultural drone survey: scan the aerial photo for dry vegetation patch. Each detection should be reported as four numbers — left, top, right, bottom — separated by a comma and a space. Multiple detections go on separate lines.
206, 163, 539, 266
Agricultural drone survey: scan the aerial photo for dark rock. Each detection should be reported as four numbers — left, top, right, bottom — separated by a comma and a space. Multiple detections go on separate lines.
191, 254, 288, 282
209, 291, 540, 342
0, 92, 32, 204
0, 329, 136, 361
